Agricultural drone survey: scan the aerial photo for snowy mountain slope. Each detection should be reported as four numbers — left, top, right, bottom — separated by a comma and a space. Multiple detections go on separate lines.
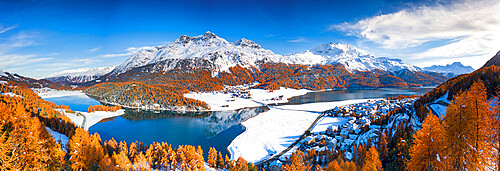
111, 32, 421, 76
423, 62, 474, 76
280, 43, 420, 72
46, 66, 115, 83
0, 68, 65, 88
111, 31, 280, 75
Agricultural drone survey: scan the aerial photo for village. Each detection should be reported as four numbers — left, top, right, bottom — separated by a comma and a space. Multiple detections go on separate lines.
297, 97, 418, 160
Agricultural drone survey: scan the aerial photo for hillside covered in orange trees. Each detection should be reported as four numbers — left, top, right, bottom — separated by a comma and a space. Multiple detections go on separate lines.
414, 65, 500, 119
83, 62, 447, 111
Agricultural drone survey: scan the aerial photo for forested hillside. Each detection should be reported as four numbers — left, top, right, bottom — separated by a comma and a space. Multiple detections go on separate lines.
85, 62, 447, 111
414, 65, 500, 119
85, 82, 209, 111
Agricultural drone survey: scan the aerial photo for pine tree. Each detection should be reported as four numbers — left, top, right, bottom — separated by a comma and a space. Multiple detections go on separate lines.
489, 99, 500, 171
408, 113, 444, 171
377, 132, 388, 163
362, 146, 382, 171
111, 150, 133, 171
234, 157, 249, 171
282, 149, 311, 171
225, 155, 234, 170
326, 160, 341, 171
134, 153, 151, 171
217, 152, 225, 169
444, 81, 493, 170
208, 147, 218, 167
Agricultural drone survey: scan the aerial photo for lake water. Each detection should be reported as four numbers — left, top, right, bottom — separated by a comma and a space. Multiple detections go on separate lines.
45, 87, 433, 158
45, 95, 102, 112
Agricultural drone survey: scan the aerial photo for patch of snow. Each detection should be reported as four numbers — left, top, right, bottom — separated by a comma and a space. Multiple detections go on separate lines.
1, 92, 22, 98
278, 43, 420, 72
111, 32, 420, 76
228, 99, 370, 163
32, 88, 87, 99
45, 66, 115, 83
430, 104, 447, 117
59, 109, 125, 130
45, 127, 69, 149
184, 86, 311, 111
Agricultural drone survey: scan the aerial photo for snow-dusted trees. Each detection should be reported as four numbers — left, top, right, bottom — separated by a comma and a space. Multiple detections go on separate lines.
208, 147, 218, 167
443, 81, 493, 170
282, 149, 311, 171
408, 112, 444, 170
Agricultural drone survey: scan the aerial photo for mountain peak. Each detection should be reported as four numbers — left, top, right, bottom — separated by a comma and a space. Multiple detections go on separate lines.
423, 62, 474, 76
46, 66, 116, 83
203, 31, 217, 38
232, 38, 262, 49
450, 62, 463, 66
311, 42, 359, 56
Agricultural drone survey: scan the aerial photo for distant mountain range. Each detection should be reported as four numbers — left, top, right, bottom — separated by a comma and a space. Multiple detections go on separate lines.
110, 31, 419, 76
423, 62, 475, 77
0, 69, 67, 89
46, 66, 116, 84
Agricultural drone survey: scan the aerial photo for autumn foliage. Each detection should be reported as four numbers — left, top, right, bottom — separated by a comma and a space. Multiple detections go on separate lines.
88, 104, 121, 113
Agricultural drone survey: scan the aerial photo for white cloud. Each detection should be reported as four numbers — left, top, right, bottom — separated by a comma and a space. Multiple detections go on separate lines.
288, 37, 310, 43
87, 47, 101, 52
125, 46, 155, 52
98, 46, 155, 58
0, 25, 17, 34
334, 0, 500, 68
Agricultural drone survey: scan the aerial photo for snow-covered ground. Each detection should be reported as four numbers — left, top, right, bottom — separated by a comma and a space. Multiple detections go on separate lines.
33, 87, 87, 99
59, 109, 125, 130
46, 127, 69, 149
429, 104, 447, 117
228, 99, 369, 163
1, 92, 22, 98
184, 86, 311, 111
429, 92, 450, 117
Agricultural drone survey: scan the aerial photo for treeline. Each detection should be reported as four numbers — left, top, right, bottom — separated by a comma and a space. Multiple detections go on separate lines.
408, 81, 500, 170
0, 83, 77, 138
85, 82, 209, 111
414, 65, 500, 119
84, 62, 447, 111
0, 84, 71, 170
280, 146, 382, 171
0, 82, 261, 170
88, 105, 121, 113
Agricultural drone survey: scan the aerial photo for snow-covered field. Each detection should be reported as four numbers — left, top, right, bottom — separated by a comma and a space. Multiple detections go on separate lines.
184, 86, 311, 111
228, 99, 369, 163
59, 109, 125, 130
33, 87, 87, 99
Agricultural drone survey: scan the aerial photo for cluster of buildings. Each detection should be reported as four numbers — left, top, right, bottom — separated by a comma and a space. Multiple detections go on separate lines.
223, 86, 252, 99
298, 98, 417, 155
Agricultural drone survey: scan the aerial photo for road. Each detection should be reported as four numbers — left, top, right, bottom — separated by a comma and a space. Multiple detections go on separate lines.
255, 110, 326, 167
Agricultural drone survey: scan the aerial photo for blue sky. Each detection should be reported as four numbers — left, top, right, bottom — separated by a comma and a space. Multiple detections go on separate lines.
1, 0, 499, 78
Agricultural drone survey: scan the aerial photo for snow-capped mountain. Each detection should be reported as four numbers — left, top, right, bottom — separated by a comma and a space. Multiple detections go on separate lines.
423, 62, 475, 76
0, 69, 6, 77
111, 31, 280, 76
280, 43, 420, 72
111, 32, 420, 76
46, 66, 116, 83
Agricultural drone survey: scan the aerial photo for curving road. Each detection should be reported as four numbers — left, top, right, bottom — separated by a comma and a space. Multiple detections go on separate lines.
255, 110, 326, 167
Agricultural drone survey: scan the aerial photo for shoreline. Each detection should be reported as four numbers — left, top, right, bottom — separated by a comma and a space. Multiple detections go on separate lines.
227, 99, 371, 163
